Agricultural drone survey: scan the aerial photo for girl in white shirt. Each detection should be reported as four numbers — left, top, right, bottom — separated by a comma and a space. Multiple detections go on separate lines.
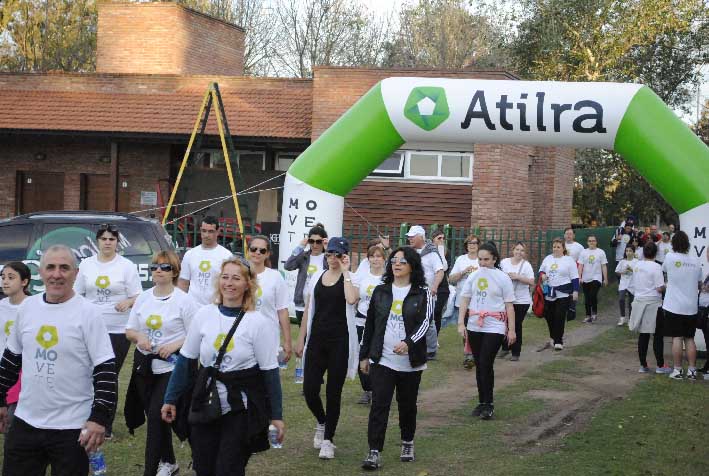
578, 235, 608, 323
126, 251, 199, 476
538, 238, 579, 351
499, 242, 534, 361
448, 234, 480, 369
457, 242, 516, 420
614, 245, 637, 326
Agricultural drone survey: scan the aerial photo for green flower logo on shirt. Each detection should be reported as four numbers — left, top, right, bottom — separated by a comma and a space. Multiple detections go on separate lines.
477, 278, 489, 291
95, 276, 110, 289
199, 261, 211, 273
550, 264, 559, 271
256, 286, 263, 298
146, 314, 163, 330
307, 264, 317, 275
366, 285, 375, 296
588, 255, 596, 264
674, 261, 682, 268
36, 325, 59, 349
391, 300, 403, 315
213, 333, 235, 353
4, 320, 13, 336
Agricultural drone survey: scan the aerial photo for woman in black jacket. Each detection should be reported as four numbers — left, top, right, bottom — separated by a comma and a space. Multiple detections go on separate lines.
359, 247, 432, 471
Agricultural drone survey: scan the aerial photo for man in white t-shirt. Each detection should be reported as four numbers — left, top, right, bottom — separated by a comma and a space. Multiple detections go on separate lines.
564, 228, 584, 263
178, 216, 233, 305
0, 245, 116, 476
407, 225, 445, 359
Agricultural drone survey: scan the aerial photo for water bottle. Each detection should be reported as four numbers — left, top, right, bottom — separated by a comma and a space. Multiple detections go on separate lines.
294, 357, 304, 384
88, 449, 107, 475
166, 353, 178, 364
277, 346, 288, 370
542, 282, 550, 296
269, 424, 282, 449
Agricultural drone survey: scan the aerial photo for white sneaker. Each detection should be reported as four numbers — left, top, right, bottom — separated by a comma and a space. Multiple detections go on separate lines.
313, 423, 325, 449
156, 461, 179, 476
319, 439, 336, 459
669, 368, 684, 380
554, 343, 563, 351
687, 369, 698, 380
617, 318, 626, 326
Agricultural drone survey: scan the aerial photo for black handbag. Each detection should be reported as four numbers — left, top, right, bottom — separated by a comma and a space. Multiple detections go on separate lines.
188, 309, 245, 425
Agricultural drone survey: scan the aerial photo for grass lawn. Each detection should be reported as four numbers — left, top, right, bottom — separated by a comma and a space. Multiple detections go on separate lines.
2, 285, 707, 475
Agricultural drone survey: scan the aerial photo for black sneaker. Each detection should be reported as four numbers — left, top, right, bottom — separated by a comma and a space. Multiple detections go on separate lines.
427, 352, 437, 361
362, 449, 381, 470
400, 441, 415, 462
480, 404, 494, 420
357, 391, 372, 405
497, 350, 510, 359
471, 403, 484, 417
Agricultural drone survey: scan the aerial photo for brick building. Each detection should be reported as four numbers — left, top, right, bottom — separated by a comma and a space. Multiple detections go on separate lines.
0, 1, 574, 234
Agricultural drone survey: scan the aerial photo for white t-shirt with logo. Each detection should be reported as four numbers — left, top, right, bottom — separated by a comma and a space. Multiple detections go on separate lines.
354, 258, 370, 280
631, 260, 664, 299
657, 241, 672, 263
615, 258, 638, 292
7, 294, 114, 430
0, 298, 20, 353
180, 306, 278, 414
662, 252, 702, 316
635, 247, 644, 260
615, 233, 632, 260
126, 287, 200, 374
417, 249, 444, 289
539, 255, 579, 301
377, 284, 426, 372
579, 248, 608, 283
179, 245, 233, 306
254, 268, 290, 328
74, 254, 143, 334
450, 255, 479, 306
297, 253, 326, 312
500, 258, 534, 305
353, 272, 384, 325
461, 267, 515, 335
565, 241, 584, 262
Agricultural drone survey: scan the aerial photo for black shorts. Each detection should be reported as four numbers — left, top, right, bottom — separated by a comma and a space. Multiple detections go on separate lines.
663, 310, 697, 338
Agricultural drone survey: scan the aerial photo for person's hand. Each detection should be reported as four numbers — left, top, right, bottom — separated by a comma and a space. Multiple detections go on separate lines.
157, 341, 180, 359
393, 341, 408, 355
507, 329, 517, 346
282, 341, 292, 363
359, 359, 370, 375
78, 421, 105, 454
295, 339, 305, 358
430, 287, 437, 297
603, 278, 609, 287
340, 254, 351, 271
115, 299, 132, 313
0, 407, 8, 434
508, 272, 519, 281
379, 235, 390, 249
322, 238, 329, 247
458, 322, 466, 337
270, 419, 285, 444
136, 334, 152, 353
161, 404, 177, 423
465, 266, 475, 274
572, 291, 578, 302
300, 237, 308, 247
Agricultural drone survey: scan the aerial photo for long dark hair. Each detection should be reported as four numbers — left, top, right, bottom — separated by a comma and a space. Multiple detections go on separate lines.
1, 261, 31, 296
479, 241, 502, 269
382, 246, 426, 289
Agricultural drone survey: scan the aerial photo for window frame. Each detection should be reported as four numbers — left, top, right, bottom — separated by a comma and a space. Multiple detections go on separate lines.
368, 150, 473, 182
369, 151, 405, 177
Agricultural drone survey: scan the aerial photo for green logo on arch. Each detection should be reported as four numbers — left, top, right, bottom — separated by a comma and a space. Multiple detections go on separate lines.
404, 86, 450, 131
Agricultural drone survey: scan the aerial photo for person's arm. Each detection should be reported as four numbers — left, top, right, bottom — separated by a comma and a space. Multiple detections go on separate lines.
177, 279, 190, 293
161, 354, 197, 425
278, 308, 292, 362
505, 302, 516, 345
458, 296, 471, 337
602, 264, 609, 286
341, 256, 359, 305
126, 328, 152, 352
359, 291, 377, 363
295, 294, 310, 358
284, 240, 307, 271
431, 269, 444, 296
448, 258, 465, 284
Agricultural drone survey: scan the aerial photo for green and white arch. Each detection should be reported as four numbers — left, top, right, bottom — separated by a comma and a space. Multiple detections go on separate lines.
279, 77, 709, 272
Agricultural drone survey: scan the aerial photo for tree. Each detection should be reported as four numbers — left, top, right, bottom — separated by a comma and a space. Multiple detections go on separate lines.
0, 0, 97, 72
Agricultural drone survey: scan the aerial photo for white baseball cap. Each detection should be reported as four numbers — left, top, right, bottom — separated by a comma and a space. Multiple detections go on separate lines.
406, 225, 426, 237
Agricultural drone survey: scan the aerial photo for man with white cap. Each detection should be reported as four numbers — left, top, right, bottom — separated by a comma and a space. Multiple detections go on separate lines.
406, 225, 446, 360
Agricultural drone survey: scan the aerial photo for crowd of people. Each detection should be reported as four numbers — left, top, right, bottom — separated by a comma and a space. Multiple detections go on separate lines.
0, 216, 706, 475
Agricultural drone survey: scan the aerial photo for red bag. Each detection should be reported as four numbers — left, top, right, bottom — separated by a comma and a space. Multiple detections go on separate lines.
532, 276, 545, 318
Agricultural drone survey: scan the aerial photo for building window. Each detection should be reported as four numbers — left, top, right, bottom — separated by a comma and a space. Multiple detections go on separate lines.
275, 153, 299, 171
368, 150, 472, 182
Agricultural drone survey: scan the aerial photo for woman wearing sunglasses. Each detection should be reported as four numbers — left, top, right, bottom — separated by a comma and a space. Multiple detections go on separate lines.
125, 251, 200, 476
295, 237, 359, 460
359, 247, 431, 470
285, 223, 329, 324
74, 223, 142, 436
248, 235, 292, 364
449, 234, 480, 369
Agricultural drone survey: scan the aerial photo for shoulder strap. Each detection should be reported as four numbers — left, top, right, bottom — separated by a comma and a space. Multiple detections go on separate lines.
214, 309, 246, 369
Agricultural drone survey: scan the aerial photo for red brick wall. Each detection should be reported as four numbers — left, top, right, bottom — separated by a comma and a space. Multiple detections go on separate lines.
0, 136, 170, 218
530, 146, 575, 230
97, 1, 245, 76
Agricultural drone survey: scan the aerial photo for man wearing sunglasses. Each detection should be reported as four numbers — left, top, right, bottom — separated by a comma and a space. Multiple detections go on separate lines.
177, 216, 233, 305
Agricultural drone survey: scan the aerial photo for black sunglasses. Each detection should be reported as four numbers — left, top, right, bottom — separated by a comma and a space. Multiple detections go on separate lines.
326, 252, 343, 259
249, 246, 268, 254
308, 239, 324, 245
149, 263, 173, 272
98, 223, 118, 233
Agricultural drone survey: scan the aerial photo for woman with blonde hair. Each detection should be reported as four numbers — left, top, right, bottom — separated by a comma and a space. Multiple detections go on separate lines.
162, 257, 284, 476
449, 234, 481, 368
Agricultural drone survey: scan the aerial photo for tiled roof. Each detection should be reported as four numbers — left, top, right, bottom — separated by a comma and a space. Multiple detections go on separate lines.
0, 80, 312, 139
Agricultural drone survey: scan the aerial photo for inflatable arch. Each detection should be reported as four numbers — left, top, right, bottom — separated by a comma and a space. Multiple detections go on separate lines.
278, 77, 709, 273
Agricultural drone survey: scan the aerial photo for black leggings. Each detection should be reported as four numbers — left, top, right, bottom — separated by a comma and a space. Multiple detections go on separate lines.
190, 411, 251, 476
544, 297, 570, 345
356, 325, 371, 392
638, 308, 665, 367
303, 336, 349, 441
134, 371, 175, 476
501, 304, 530, 357
108, 333, 131, 433
582, 280, 602, 316
619, 290, 634, 318
467, 331, 504, 404
434, 293, 448, 335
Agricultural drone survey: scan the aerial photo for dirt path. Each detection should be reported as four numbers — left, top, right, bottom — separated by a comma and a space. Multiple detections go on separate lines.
416, 313, 646, 451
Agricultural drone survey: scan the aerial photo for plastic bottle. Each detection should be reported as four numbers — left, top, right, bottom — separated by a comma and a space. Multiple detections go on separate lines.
542, 282, 550, 296
269, 424, 282, 449
277, 346, 288, 370
294, 357, 304, 384
88, 449, 107, 475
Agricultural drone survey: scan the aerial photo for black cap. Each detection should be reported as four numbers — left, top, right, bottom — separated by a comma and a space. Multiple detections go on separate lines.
326, 237, 350, 255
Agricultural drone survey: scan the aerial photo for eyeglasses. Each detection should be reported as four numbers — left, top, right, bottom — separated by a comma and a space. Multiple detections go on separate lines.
326, 252, 343, 259
308, 239, 324, 245
249, 246, 268, 254
390, 257, 409, 265
149, 263, 173, 272
98, 223, 118, 233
